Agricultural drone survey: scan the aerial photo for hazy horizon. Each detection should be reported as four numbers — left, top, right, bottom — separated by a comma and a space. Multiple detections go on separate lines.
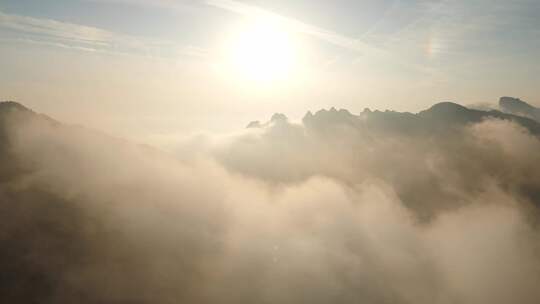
2, 0, 540, 141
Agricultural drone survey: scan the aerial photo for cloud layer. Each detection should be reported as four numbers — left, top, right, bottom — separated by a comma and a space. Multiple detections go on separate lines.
1, 103, 540, 303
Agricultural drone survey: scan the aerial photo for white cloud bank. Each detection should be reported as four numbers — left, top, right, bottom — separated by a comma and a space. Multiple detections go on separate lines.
1, 104, 540, 303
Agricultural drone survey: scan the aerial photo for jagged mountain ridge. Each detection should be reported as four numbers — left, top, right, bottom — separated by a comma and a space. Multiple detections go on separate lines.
248, 98, 540, 136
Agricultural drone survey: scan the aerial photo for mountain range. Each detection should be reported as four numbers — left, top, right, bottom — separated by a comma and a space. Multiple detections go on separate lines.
248, 97, 540, 135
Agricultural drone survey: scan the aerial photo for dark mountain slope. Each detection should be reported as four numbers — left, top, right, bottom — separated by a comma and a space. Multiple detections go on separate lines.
0, 102, 215, 304
500, 97, 540, 122
296, 101, 540, 136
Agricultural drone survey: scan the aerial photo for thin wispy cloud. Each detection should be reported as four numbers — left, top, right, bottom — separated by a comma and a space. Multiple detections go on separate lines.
204, 0, 378, 54
380, 0, 540, 52
96, 0, 380, 54
0, 10, 207, 58
202, 0, 448, 77
0, 11, 114, 46
0, 37, 101, 53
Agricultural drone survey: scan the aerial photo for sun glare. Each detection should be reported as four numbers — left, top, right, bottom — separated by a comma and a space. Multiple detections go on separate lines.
225, 18, 299, 83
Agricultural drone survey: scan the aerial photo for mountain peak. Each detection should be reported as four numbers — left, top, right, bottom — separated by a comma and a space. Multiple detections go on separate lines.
302, 107, 358, 128
246, 120, 262, 128
0, 101, 30, 113
425, 102, 469, 114
271, 113, 288, 123
500, 96, 527, 105
499, 97, 540, 122
418, 102, 486, 125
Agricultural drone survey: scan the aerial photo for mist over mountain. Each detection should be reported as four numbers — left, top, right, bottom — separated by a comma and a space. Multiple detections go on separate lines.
2, 98, 540, 304
301, 101, 540, 135
499, 97, 540, 122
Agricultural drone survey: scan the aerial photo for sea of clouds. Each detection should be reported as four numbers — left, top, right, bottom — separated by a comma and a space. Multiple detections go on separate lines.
2, 107, 540, 303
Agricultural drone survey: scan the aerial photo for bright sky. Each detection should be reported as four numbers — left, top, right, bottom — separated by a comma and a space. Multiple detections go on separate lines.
1, 0, 539, 141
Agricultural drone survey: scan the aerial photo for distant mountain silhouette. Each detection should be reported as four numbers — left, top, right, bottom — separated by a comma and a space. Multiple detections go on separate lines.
499, 97, 540, 122
250, 100, 540, 136
246, 113, 288, 128
419, 101, 540, 134
303, 107, 358, 128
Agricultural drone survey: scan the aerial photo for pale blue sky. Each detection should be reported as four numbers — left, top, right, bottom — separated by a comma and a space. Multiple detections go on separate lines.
1, 0, 539, 141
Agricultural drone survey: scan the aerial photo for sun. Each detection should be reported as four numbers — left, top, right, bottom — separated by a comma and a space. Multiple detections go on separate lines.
224, 18, 299, 83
